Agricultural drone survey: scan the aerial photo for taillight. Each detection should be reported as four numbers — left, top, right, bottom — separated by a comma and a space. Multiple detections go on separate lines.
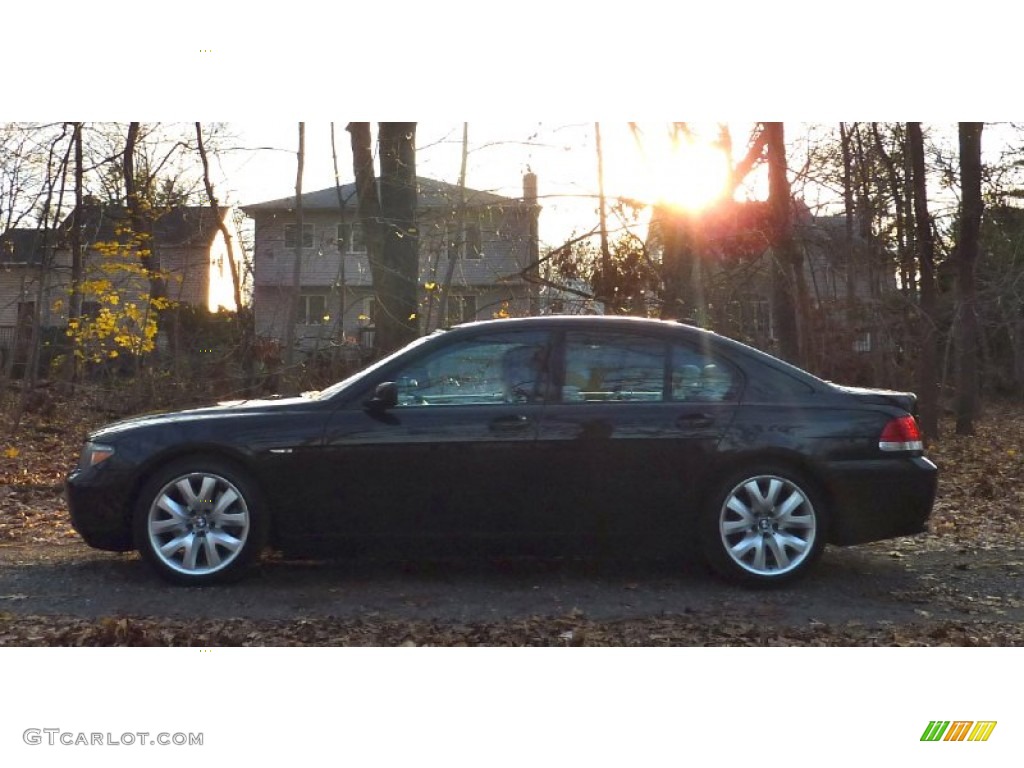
879, 416, 923, 452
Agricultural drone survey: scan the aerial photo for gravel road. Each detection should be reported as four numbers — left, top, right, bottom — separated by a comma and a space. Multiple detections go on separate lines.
2, 537, 1022, 636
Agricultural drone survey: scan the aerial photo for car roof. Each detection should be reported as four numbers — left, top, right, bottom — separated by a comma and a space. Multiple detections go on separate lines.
444, 315, 830, 390
448, 314, 707, 335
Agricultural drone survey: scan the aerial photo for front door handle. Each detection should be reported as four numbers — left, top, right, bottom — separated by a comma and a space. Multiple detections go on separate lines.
489, 414, 532, 433
676, 412, 714, 429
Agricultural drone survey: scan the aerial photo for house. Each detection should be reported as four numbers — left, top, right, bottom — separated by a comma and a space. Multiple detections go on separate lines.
241, 174, 540, 351
0, 203, 244, 372
0, 228, 63, 372
646, 200, 896, 352
64, 202, 245, 313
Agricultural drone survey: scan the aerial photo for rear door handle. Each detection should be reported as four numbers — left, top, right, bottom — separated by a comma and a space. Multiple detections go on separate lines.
676, 412, 714, 429
489, 414, 533, 433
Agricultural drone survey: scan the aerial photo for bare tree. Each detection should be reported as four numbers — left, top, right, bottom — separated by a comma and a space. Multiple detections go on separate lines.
283, 123, 305, 369
594, 122, 614, 309
347, 122, 419, 355
196, 122, 253, 391
436, 123, 468, 328
907, 122, 939, 440
11, 125, 72, 428
765, 122, 804, 365
123, 122, 165, 304
956, 122, 984, 435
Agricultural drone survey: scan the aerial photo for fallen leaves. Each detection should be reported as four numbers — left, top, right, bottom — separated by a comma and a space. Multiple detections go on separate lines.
0, 612, 1021, 647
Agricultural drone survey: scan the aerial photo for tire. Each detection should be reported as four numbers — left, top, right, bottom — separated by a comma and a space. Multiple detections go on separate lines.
133, 457, 268, 586
700, 465, 826, 587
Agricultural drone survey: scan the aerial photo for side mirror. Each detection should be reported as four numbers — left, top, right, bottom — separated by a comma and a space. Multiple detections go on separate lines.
365, 381, 398, 412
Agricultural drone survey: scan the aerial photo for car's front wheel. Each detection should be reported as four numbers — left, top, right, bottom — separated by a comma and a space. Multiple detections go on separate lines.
701, 466, 826, 586
133, 458, 268, 586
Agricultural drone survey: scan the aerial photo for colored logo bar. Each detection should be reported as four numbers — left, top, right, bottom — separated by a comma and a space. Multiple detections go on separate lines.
921, 721, 997, 742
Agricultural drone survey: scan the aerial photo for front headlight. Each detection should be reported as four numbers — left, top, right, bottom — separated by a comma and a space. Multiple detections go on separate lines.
79, 442, 115, 469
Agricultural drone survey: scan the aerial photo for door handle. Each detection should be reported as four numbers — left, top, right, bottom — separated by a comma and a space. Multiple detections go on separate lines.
676, 412, 714, 429
489, 414, 532, 433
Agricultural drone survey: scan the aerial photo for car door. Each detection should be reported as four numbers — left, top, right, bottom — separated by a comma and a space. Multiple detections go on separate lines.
312, 329, 554, 546
532, 329, 740, 549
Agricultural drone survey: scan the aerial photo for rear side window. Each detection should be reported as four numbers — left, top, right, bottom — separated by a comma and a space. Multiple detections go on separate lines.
671, 343, 740, 402
563, 332, 666, 402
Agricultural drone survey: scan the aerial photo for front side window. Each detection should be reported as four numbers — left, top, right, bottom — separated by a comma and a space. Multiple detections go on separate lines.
284, 223, 314, 249
391, 331, 550, 407
563, 332, 666, 403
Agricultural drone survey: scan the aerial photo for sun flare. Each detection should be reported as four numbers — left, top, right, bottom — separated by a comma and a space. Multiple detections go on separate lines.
647, 138, 731, 212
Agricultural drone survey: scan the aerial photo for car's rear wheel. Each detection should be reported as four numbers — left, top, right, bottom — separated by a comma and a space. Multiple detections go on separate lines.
133, 458, 268, 586
701, 466, 826, 586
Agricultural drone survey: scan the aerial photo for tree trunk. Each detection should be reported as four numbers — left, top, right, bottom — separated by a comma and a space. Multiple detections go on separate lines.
375, 122, 419, 354
123, 122, 163, 303
67, 122, 84, 384
955, 122, 984, 435
437, 123, 468, 329
839, 123, 857, 308
765, 122, 803, 365
347, 122, 384, 353
595, 122, 614, 310
907, 122, 939, 441
283, 123, 305, 369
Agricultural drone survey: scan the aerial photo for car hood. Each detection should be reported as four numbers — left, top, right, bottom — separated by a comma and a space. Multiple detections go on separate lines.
832, 385, 918, 414
89, 395, 318, 440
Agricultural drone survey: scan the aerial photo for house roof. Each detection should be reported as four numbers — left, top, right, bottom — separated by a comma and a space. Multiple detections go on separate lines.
61, 204, 230, 249
241, 176, 521, 214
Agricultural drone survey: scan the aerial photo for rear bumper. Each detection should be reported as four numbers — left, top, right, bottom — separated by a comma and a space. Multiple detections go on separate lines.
65, 466, 135, 552
823, 456, 938, 545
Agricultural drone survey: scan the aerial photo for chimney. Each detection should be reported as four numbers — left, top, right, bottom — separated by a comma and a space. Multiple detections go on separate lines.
523, 171, 537, 205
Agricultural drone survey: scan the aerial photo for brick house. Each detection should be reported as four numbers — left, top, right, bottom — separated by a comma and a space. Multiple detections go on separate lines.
241, 174, 540, 352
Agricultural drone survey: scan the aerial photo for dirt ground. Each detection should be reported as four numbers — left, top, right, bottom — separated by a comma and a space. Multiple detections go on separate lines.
1, 398, 1023, 646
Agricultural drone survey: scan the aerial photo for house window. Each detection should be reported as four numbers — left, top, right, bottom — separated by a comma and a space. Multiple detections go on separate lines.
284, 223, 314, 249
746, 299, 770, 333
338, 222, 367, 253
447, 294, 477, 326
446, 222, 459, 259
444, 220, 483, 260
465, 222, 482, 259
853, 331, 872, 353
359, 297, 377, 325
299, 293, 328, 325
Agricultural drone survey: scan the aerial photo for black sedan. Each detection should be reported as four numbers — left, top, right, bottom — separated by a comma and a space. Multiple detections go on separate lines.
66, 315, 937, 587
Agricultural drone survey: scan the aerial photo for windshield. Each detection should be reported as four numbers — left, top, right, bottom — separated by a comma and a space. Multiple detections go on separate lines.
315, 332, 443, 401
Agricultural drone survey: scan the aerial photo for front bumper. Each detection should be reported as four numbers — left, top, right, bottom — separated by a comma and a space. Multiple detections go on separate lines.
823, 456, 938, 545
65, 465, 136, 552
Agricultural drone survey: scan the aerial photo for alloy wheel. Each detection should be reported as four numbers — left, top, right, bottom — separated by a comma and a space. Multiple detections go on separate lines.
146, 472, 251, 577
718, 474, 817, 578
